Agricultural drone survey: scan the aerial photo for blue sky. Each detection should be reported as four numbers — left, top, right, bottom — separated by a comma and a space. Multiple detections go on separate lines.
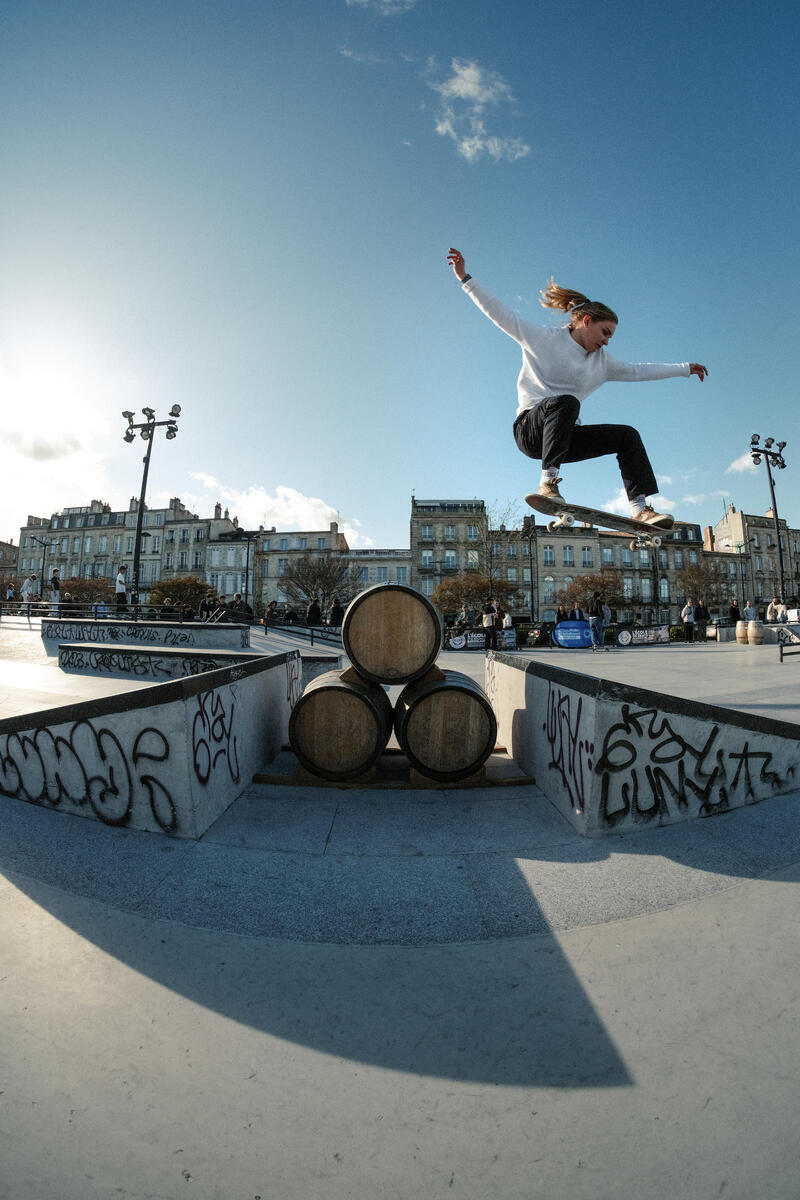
2, 0, 798, 549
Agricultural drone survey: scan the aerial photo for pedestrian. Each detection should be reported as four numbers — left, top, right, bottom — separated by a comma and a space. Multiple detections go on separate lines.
743, 599, 757, 621
199, 592, 216, 621
49, 567, 61, 613
328, 597, 344, 627
447, 247, 708, 529
567, 599, 585, 621
681, 598, 696, 643
728, 598, 741, 624
20, 573, 37, 616
5, 583, 15, 609
588, 591, 605, 650
554, 604, 569, 624
306, 598, 322, 626
265, 599, 279, 626
481, 599, 498, 651
766, 597, 780, 623
115, 564, 128, 611
695, 598, 710, 643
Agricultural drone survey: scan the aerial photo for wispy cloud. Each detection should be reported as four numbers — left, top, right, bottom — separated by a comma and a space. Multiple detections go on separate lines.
345, 0, 416, 14
186, 476, 375, 548
603, 487, 676, 516
339, 45, 386, 65
426, 57, 531, 163
725, 453, 758, 475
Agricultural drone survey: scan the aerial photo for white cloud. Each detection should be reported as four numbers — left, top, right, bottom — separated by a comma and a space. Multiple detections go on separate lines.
726, 453, 758, 475
187, 476, 375, 548
339, 46, 386, 65
345, 0, 416, 14
681, 494, 706, 505
603, 487, 676, 517
427, 58, 531, 163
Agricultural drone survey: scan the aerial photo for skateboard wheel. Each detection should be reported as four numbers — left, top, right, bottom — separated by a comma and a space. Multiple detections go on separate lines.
562, 513, 575, 527
651, 535, 662, 548
547, 521, 558, 533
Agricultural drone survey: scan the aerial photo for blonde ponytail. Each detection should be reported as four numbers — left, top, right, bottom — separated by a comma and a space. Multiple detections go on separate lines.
540, 276, 618, 327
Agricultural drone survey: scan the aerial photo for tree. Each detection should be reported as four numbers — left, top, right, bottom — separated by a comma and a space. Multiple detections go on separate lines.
148, 576, 209, 610
60, 575, 115, 604
675, 560, 726, 608
554, 570, 625, 611
282, 556, 362, 616
431, 572, 522, 618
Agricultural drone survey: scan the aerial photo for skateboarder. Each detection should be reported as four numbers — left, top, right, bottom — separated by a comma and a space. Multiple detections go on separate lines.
447, 248, 708, 529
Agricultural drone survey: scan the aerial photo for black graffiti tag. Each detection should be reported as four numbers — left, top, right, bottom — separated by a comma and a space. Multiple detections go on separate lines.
191, 691, 240, 786
544, 682, 592, 814
0, 720, 177, 831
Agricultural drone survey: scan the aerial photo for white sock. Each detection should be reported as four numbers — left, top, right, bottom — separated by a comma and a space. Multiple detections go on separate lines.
629, 494, 647, 516
540, 468, 560, 485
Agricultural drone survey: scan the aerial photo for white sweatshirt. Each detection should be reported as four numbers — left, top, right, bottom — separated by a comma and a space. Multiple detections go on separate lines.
462, 278, 690, 418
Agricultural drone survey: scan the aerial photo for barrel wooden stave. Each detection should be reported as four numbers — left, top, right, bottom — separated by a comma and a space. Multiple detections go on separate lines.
289, 669, 393, 780
747, 619, 764, 645
735, 620, 748, 644
342, 584, 442, 684
394, 668, 497, 782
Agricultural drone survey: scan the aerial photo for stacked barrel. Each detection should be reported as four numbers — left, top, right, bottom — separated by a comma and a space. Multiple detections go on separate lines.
289, 584, 497, 782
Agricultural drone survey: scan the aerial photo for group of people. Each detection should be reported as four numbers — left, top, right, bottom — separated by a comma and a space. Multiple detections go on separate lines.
554, 593, 612, 650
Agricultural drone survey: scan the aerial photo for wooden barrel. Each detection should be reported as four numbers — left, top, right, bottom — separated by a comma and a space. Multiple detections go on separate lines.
747, 619, 764, 646
736, 619, 748, 644
342, 584, 442, 684
394, 669, 497, 782
289, 669, 393, 780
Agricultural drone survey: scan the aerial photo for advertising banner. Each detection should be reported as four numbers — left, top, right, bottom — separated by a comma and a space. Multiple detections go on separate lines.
551, 620, 593, 649
615, 624, 670, 647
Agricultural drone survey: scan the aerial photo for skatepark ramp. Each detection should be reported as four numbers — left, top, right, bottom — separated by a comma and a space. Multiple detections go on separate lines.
487, 650, 800, 837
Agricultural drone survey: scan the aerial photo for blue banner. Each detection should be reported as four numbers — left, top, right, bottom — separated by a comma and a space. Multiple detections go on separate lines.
552, 620, 593, 649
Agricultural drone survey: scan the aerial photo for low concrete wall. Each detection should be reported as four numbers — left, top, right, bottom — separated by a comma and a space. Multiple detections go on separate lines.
486, 652, 800, 837
41, 618, 251, 654
0, 651, 302, 839
59, 643, 266, 681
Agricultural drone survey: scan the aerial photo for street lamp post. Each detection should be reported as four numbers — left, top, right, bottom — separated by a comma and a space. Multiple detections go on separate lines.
749, 434, 788, 602
122, 406, 181, 610
522, 514, 537, 622
220, 529, 260, 607
30, 535, 50, 599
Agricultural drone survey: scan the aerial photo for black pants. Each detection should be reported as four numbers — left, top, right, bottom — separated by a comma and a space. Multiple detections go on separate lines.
513, 394, 658, 500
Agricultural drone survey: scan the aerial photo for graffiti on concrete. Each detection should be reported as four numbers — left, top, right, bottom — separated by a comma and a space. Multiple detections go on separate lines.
191, 690, 240, 786
544, 682, 593, 814
286, 654, 302, 709
60, 647, 171, 678
0, 720, 177, 831
597, 703, 791, 827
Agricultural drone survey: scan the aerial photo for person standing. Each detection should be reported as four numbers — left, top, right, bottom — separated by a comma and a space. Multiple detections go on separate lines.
729, 598, 741, 624
588, 591, 605, 650
743, 599, 757, 621
695, 597, 710, 643
567, 599, 585, 621
482, 599, 498, 651
681, 598, 696, 643
115, 564, 128, 612
766, 597, 780, 623
447, 247, 707, 529
20, 573, 37, 616
50, 567, 61, 613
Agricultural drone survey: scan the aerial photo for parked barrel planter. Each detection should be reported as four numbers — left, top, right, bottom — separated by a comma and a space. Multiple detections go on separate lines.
289, 669, 393, 781
747, 619, 764, 646
342, 584, 442, 683
394, 669, 497, 782
736, 620, 748, 644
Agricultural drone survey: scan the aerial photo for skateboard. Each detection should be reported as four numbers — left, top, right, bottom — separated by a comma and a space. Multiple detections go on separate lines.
525, 493, 670, 549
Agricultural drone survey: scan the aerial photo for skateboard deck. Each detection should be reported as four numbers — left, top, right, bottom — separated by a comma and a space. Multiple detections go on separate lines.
525, 493, 670, 547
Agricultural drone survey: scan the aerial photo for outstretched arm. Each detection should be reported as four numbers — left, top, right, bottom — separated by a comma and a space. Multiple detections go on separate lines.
447, 247, 469, 282
689, 363, 709, 381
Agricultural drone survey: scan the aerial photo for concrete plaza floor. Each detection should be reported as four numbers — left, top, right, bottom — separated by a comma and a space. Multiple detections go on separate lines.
1, 620, 800, 1199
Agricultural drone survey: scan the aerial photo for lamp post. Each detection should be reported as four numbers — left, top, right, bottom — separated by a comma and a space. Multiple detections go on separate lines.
522, 514, 537, 622
122, 406, 181, 609
749, 434, 788, 602
30, 535, 51, 600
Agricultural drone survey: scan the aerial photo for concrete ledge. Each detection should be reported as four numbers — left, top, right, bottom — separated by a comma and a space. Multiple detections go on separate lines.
41, 617, 251, 654
0, 651, 302, 838
487, 652, 800, 837
59, 642, 266, 681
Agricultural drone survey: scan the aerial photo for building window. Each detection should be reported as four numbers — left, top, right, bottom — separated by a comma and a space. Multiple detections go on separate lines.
507, 543, 517, 558
507, 567, 517, 582
98, 536, 107, 554
60, 538, 68, 554
466, 550, 479, 570
194, 529, 204, 541
623, 576, 633, 599
280, 538, 289, 551
278, 558, 288, 575
689, 550, 697, 564
358, 567, 369, 582
621, 548, 632, 566
113, 536, 121, 554
376, 566, 388, 582
543, 576, 555, 602
179, 530, 189, 544
151, 536, 161, 552
659, 577, 669, 601
421, 577, 435, 596
639, 549, 649, 567
396, 566, 407, 583
262, 561, 269, 578
165, 553, 173, 568
543, 544, 554, 566
421, 549, 433, 568
298, 538, 307, 550
444, 549, 456, 569
658, 549, 668, 568
126, 536, 135, 553
467, 525, 479, 541
317, 537, 326, 550
641, 577, 652, 601
581, 547, 593, 567
73, 537, 81, 554
193, 552, 202, 569
602, 547, 614, 565
262, 540, 270, 552
444, 524, 456, 541
563, 546, 574, 567
674, 549, 683, 568
421, 525, 433, 542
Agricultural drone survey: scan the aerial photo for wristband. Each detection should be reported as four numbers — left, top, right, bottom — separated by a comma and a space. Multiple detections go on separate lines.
460, 274, 472, 284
